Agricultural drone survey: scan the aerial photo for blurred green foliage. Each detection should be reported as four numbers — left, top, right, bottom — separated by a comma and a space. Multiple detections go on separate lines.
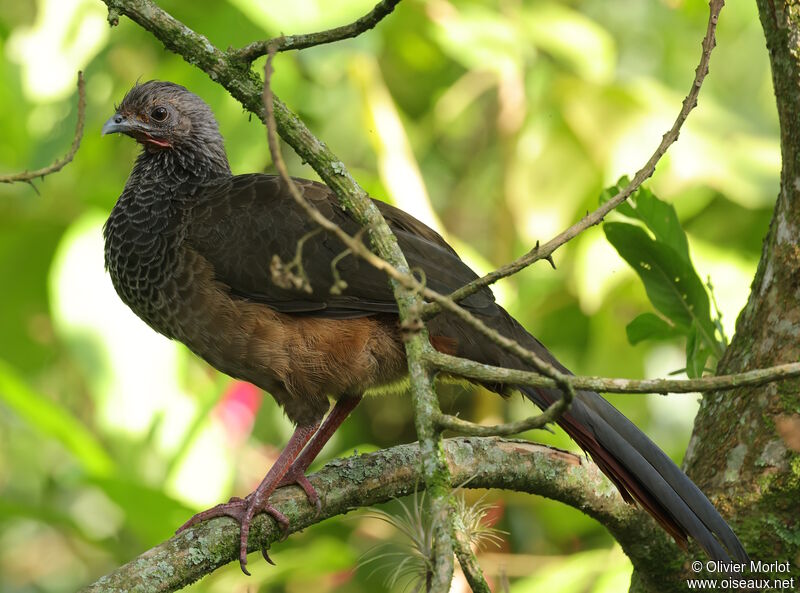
0, 0, 776, 591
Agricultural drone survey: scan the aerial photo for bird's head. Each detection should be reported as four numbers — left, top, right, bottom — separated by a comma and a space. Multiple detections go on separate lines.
103, 81, 229, 171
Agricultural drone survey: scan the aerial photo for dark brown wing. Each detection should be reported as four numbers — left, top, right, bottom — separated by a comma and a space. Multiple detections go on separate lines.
185, 174, 496, 317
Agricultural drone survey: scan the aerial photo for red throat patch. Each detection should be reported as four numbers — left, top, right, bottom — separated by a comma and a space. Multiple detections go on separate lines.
143, 134, 172, 148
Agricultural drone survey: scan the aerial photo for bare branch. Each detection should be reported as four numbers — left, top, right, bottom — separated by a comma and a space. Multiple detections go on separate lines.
420, 287, 577, 397
437, 410, 559, 438
0, 72, 85, 185
426, 349, 800, 395
232, 0, 403, 63
422, 0, 726, 317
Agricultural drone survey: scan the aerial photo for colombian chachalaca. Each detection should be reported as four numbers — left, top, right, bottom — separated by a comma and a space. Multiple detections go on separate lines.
102, 81, 748, 574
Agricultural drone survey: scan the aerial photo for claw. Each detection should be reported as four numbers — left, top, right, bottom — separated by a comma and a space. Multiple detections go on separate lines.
177, 495, 290, 573
175, 498, 248, 534
262, 546, 276, 565
278, 471, 322, 512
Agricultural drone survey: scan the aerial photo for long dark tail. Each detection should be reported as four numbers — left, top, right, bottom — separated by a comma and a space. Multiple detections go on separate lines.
433, 307, 749, 562
520, 383, 747, 562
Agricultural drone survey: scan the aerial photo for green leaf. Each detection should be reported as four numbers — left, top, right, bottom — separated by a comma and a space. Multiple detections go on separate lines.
599, 180, 690, 262
685, 324, 713, 378
0, 359, 114, 477
603, 223, 722, 358
625, 313, 680, 344
627, 187, 690, 263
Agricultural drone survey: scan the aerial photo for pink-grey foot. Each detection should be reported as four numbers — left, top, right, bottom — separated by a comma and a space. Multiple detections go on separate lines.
175, 422, 320, 574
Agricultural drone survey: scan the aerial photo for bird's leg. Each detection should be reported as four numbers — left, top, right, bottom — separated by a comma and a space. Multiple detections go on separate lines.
276, 395, 363, 512
176, 421, 321, 575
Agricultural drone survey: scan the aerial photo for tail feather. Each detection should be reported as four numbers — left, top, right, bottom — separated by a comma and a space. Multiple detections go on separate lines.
523, 386, 748, 562
576, 388, 748, 561
434, 308, 749, 563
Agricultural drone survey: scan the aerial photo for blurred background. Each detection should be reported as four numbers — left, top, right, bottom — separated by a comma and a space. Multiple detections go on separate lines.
0, 0, 777, 591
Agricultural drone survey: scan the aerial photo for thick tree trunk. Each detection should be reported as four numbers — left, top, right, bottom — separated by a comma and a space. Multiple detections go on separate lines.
632, 2, 800, 591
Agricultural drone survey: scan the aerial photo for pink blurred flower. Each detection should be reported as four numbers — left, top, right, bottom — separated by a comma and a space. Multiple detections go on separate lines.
214, 381, 261, 442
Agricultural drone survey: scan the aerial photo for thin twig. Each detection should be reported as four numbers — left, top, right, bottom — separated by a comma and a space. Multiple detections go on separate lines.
261, 52, 394, 278
436, 409, 561, 438
270, 228, 323, 293
330, 244, 357, 294
232, 0, 403, 63
453, 529, 492, 593
421, 0, 726, 318
425, 349, 800, 395
0, 72, 86, 185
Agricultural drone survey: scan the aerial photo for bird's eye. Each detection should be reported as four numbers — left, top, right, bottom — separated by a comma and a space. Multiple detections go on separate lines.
150, 106, 168, 122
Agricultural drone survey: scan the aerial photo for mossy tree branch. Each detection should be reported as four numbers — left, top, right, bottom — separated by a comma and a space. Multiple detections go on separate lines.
453, 526, 492, 593
232, 0, 403, 63
78, 437, 666, 593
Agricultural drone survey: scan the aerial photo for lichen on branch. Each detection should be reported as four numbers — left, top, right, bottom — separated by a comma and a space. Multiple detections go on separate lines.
79, 437, 663, 593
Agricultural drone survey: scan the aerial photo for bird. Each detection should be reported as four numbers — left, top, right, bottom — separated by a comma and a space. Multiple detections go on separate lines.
101, 80, 749, 575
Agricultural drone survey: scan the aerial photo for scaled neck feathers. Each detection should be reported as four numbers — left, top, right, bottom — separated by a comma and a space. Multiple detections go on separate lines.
128, 140, 232, 193
104, 126, 232, 316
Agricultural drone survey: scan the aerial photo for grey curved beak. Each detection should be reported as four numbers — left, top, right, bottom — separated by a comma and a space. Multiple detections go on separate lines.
102, 114, 132, 136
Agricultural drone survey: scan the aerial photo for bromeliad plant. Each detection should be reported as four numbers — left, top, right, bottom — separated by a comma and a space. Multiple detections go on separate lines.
359, 491, 503, 593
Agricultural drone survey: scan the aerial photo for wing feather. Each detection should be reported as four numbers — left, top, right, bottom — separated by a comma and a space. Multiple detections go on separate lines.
186, 174, 495, 317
